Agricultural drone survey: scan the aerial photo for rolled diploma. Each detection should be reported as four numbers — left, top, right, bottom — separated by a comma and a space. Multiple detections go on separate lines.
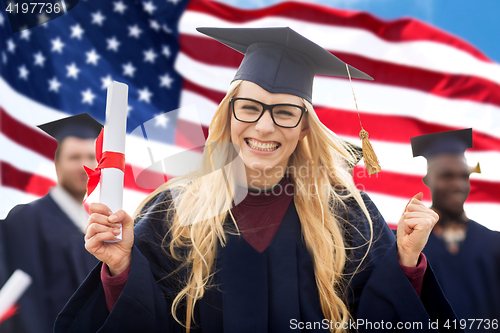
101, 81, 128, 242
0, 270, 32, 319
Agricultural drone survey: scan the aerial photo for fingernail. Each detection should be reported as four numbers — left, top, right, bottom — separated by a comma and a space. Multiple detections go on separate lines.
113, 229, 121, 235
109, 215, 117, 222
115, 223, 122, 228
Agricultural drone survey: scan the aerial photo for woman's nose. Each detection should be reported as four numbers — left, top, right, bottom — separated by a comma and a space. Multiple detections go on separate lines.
254, 109, 275, 134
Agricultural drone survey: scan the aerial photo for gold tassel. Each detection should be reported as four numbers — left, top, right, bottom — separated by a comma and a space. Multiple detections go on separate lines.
345, 63, 381, 175
359, 129, 381, 175
470, 162, 481, 174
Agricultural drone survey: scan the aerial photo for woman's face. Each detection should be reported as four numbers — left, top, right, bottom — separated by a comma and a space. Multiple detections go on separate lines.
230, 81, 309, 178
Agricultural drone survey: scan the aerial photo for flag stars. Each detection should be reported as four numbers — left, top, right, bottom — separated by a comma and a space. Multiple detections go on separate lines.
161, 45, 171, 58
162, 24, 172, 34
113, 1, 127, 14
33, 51, 46, 67
167, 0, 181, 5
66, 63, 80, 79
86, 49, 100, 65
20, 29, 31, 41
159, 73, 174, 88
7, 39, 15, 53
48, 77, 61, 93
154, 113, 169, 128
127, 105, 133, 116
101, 75, 113, 90
18, 65, 29, 80
70, 24, 85, 40
51, 37, 65, 53
91, 11, 106, 26
82, 89, 96, 105
144, 49, 158, 63
107, 37, 120, 52
143, 1, 157, 14
150, 19, 160, 31
2, 52, 7, 64
122, 62, 136, 77
138, 87, 153, 103
128, 25, 143, 39
0, 13, 4, 26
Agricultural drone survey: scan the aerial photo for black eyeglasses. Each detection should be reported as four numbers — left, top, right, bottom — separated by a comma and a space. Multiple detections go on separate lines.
230, 98, 307, 128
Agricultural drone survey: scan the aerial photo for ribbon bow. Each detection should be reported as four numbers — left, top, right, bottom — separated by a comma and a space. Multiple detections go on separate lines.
84, 129, 125, 201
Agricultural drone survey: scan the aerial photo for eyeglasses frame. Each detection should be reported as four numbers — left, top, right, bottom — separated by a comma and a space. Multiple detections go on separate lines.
230, 97, 308, 129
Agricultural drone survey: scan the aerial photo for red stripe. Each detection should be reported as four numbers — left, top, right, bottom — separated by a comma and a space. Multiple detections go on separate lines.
353, 166, 500, 204
180, 35, 500, 107
182, 78, 226, 104
315, 107, 500, 152
1, 161, 54, 197
188, 0, 491, 62
0, 107, 57, 161
175, 119, 208, 152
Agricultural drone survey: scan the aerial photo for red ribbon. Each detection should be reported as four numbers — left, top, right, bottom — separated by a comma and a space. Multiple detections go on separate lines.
0, 304, 19, 324
84, 129, 125, 201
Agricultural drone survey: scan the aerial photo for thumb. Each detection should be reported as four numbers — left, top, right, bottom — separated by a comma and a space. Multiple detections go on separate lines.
108, 209, 134, 229
403, 192, 424, 213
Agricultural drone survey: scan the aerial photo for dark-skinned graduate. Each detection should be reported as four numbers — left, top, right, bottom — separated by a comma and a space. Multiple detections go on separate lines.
412, 128, 500, 332
0, 114, 101, 333
55, 27, 462, 332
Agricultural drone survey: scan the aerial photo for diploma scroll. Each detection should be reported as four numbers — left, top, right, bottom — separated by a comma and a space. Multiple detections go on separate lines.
102, 81, 128, 242
0, 270, 32, 321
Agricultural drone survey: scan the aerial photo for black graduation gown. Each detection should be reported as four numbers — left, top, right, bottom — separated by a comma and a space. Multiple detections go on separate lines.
0, 194, 98, 333
55, 191, 461, 332
423, 221, 500, 332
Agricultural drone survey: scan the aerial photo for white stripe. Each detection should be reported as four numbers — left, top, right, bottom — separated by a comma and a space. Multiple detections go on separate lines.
0, 133, 57, 181
180, 11, 500, 84
0, 187, 40, 219
179, 89, 500, 182
175, 53, 500, 139
367, 192, 500, 231
0, 77, 68, 128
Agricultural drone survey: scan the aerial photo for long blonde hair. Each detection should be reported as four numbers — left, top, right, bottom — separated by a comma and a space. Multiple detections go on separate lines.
135, 80, 374, 332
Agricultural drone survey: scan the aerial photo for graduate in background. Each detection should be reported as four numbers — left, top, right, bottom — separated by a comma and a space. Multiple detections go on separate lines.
0, 114, 101, 333
412, 128, 500, 331
56, 27, 461, 332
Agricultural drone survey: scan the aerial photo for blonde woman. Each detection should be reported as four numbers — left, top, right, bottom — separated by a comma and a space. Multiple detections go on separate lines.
55, 28, 460, 332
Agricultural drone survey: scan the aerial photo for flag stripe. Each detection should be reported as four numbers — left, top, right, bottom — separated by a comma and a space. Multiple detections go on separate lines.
175, 53, 500, 140
1, 108, 57, 161
180, 34, 500, 108
1, 161, 54, 197
187, 0, 492, 62
352, 166, 500, 204
180, 11, 500, 84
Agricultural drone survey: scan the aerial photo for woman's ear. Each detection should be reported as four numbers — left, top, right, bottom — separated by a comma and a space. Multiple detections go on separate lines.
299, 117, 310, 140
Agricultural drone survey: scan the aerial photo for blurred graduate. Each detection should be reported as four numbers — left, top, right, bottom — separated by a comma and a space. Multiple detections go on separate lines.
56, 27, 462, 332
0, 114, 100, 333
412, 129, 500, 331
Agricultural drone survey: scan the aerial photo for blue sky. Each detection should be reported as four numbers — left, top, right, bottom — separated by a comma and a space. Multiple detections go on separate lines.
215, 0, 500, 63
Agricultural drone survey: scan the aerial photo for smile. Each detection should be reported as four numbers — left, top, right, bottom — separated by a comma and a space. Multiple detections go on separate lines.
245, 138, 281, 152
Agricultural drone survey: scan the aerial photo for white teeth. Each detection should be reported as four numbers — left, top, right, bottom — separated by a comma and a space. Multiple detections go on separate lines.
246, 139, 279, 151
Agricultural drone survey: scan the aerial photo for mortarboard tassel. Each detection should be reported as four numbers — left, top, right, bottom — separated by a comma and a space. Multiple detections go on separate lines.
470, 162, 481, 174
345, 64, 381, 175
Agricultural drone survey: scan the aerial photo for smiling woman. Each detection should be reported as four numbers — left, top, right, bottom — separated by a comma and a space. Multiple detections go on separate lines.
55, 27, 461, 333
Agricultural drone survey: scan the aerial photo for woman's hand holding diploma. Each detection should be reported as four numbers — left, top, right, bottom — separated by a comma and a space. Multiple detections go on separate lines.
84, 203, 134, 276
396, 192, 439, 267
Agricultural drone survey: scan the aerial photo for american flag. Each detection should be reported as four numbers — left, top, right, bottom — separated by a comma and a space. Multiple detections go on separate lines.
1, 0, 499, 231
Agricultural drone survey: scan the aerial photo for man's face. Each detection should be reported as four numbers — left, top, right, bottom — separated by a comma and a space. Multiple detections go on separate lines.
424, 154, 470, 218
55, 137, 96, 201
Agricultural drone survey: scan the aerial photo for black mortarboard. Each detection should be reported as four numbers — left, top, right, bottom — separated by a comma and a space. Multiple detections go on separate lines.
196, 27, 373, 103
37, 113, 103, 143
410, 128, 473, 160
